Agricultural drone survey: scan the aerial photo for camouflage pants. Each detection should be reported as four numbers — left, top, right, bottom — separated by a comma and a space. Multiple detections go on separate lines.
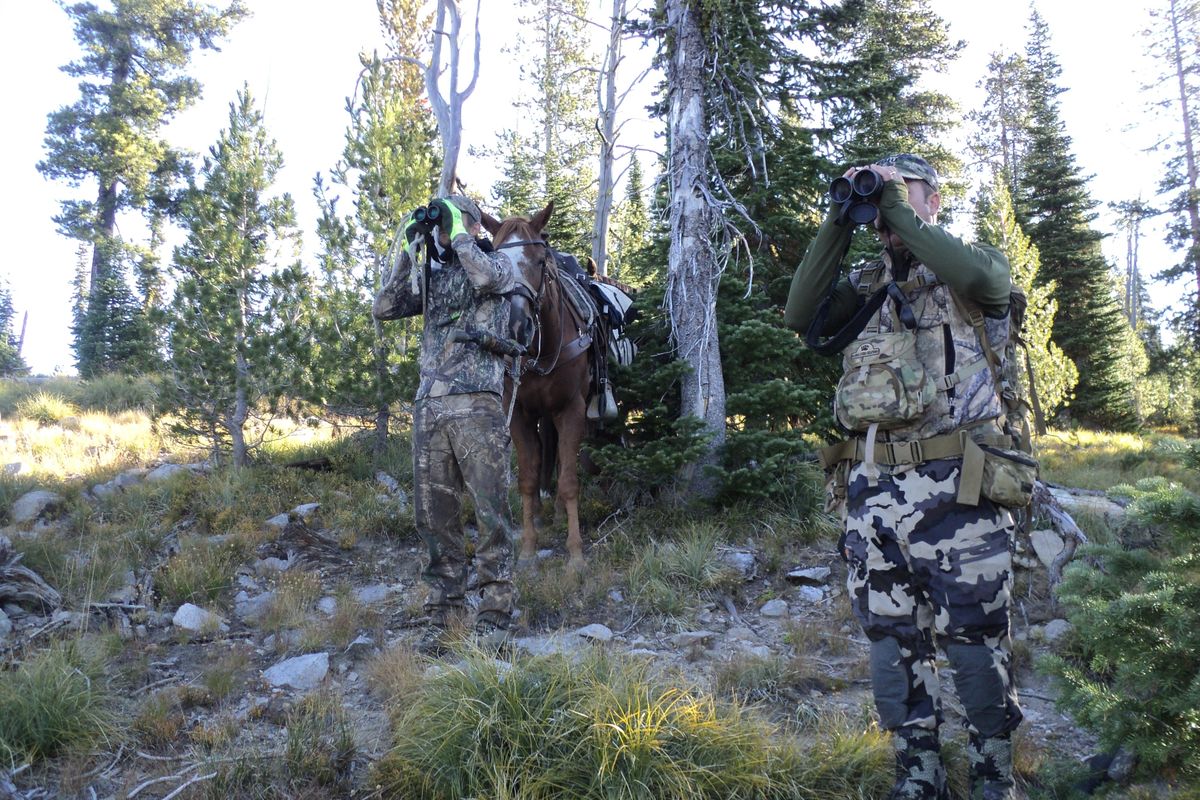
841, 457, 1022, 740
413, 392, 516, 627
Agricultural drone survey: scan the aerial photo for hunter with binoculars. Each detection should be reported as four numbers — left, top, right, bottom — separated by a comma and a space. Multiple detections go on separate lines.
786, 154, 1023, 800
373, 194, 521, 655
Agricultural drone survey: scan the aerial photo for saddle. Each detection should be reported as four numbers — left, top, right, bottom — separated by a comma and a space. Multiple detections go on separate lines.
552, 251, 637, 421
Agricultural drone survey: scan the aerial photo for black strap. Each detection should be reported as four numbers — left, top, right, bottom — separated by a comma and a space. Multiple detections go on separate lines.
806, 282, 892, 355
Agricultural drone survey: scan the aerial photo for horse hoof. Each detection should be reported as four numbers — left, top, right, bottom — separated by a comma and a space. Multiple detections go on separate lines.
566, 556, 586, 573
516, 554, 538, 572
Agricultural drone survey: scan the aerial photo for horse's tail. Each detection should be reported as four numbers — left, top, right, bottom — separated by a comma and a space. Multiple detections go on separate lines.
538, 417, 558, 496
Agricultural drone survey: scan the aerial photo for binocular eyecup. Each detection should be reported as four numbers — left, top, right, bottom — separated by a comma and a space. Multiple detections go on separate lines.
830, 170, 884, 226
411, 203, 444, 229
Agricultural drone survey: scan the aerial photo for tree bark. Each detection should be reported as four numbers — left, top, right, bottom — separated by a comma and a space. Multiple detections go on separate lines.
591, 0, 623, 276
425, 0, 481, 196
664, 0, 725, 498
1168, 0, 1200, 324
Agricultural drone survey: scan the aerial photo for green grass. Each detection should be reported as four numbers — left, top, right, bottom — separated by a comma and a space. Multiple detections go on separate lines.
155, 536, 251, 608
0, 642, 114, 766
1037, 429, 1200, 494
372, 647, 892, 800
14, 391, 79, 426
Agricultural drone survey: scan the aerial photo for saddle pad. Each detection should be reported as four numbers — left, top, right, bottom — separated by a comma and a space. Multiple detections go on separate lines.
559, 274, 597, 330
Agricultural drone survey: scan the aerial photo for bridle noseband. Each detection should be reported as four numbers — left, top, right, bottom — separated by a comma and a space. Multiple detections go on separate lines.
495, 238, 566, 377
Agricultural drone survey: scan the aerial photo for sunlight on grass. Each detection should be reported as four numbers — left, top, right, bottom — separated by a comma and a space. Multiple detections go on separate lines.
1036, 428, 1200, 493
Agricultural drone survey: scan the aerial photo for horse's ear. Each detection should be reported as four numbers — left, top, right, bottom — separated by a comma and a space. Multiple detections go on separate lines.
480, 210, 501, 236
530, 201, 555, 234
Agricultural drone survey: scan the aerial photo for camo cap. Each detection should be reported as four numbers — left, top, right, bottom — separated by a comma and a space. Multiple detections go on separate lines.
875, 154, 939, 192
445, 195, 482, 226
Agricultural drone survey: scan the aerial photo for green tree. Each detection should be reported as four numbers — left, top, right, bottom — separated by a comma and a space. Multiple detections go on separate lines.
974, 175, 1078, 418
160, 88, 307, 467
489, 0, 596, 256
39, 0, 246, 376
0, 281, 28, 377
967, 53, 1031, 190
1015, 10, 1137, 428
308, 0, 439, 455
1146, 0, 1200, 339
607, 156, 652, 285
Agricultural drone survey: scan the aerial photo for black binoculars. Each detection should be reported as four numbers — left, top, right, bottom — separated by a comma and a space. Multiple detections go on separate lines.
411, 202, 444, 230
829, 169, 884, 226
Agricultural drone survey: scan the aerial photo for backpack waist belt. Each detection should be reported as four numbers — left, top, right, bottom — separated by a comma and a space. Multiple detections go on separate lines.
818, 426, 1011, 506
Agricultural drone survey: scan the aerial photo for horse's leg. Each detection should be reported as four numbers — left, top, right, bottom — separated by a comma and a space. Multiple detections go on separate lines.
553, 397, 588, 572
510, 406, 542, 569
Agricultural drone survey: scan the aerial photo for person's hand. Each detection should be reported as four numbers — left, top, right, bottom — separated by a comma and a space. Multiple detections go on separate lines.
843, 164, 901, 183
402, 208, 424, 243
429, 198, 469, 240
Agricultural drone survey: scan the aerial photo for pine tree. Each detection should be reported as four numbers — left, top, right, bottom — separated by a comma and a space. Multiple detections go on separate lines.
39, 0, 246, 377
607, 156, 652, 285
1015, 10, 1137, 428
489, 0, 597, 256
308, 0, 439, 454
967, 53, 1031, 189
161, 88, 308, 467
0, 281, 28, 377
975, 176, 1078, 417
1146, 0, 1200, 339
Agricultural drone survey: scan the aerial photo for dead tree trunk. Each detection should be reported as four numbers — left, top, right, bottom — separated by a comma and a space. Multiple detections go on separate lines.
591, 0, 624, 276
664, 0, 725, 498
424, 0, 481, 196
1166, 0, 1200, 321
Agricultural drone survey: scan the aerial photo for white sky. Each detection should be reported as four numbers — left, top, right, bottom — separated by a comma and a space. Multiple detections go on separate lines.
0, 0, 1177, 374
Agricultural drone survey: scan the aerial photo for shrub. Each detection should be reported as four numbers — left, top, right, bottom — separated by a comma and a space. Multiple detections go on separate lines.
74, 373, 157, 412
1043, 475, 1200, 783
155, 536, 249, 607
0, 642, 113, 765
14, 391, 79, 425
372, 648, 891, 800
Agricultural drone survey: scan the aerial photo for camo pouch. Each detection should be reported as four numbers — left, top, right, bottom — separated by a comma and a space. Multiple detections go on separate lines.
979, 444, 1038, 508
835, 331, 935, 431
824, 458, 850, 522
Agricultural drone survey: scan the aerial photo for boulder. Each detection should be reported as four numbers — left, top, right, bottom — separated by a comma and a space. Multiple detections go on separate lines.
1030, 529, 1065, 570
10, 490, 64, 525
145, 464, 189, 483
759, 599, 789, 618
670, 630, 718, 648
317, 596, 338, 616
576, 623, 614, 643
1043, 619, 1073, 643
354, 584, 394, 605
172, 603, 227, 633
796, 586, 825, 603
263, 653, 329, 690
719, 549, 757, 580
785, 566, 832, 586
234, 591, 276, 624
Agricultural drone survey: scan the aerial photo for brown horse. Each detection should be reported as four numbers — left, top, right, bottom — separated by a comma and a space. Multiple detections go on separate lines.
481, 203, 591, 571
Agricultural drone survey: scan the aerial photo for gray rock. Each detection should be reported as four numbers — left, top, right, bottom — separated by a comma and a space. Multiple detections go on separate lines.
52, 610, 86, 629
263, 653, 329, 690
354, 584, 394, 604
1106, 746, 1136, 783
343, 635, 376, 660
513, 633, 576, 657
10, 490, 64, 524
759, 599, 789, 618
235, 591, 276, 623
608, 589, 624, 603
291, 502, 321, 521
576, 623, 614, 643
265, 513, 291, 530
786, 566, 832, 586
741, 644, 772, 660
670, 630, 718, 648
626, 648, 658, 658
1013, 553, 1041, 570
237, 574, 260, 591
255, 557, 290, 575
4, 462, 23, 475
537, 549, 555, 560
1043, 619, 1074, 643
145, 464, 189, 483
796, 586, 825, 604
172, 603, 227, 633
1030, 529, 1065, 570
719, 549, 757, 580
0, 610, 13, 639
1048, 488, 1127, 522
726, 626, 757, 642
317, 596, 338, 616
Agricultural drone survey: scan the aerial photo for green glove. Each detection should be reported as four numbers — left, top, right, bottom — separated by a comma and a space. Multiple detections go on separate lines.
430, 198, 469, 240
402, 208, 423, 243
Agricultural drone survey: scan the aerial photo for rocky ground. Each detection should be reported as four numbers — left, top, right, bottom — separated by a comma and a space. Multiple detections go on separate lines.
0, 464, 1124, 799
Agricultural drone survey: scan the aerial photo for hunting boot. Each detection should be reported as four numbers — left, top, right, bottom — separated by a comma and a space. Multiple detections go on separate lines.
416, 606, 465, 657
967, 732, 1017, 800
889, 728, 950, 800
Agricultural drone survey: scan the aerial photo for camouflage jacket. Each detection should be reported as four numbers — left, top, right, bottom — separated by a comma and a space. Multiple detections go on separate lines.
373, 235, 517, 400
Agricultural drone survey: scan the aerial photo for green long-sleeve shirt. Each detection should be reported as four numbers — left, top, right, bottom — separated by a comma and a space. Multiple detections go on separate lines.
784, 180, 1011, 337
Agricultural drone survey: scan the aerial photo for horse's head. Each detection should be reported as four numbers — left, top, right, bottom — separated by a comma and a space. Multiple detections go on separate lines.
482, 202, 555, 349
